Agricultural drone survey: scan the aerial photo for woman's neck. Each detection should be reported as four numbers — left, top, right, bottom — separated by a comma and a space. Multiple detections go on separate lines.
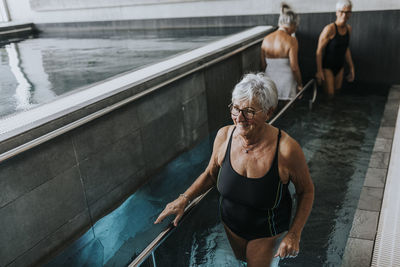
278, 26, 288, 33
239, 124, 269, 145
335, 20, 347, 28
237, 124, 275, 153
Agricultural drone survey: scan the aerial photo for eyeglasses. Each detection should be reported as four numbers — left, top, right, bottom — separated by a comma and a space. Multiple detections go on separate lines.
229, 103, 262, 120
338, 10, 352, 15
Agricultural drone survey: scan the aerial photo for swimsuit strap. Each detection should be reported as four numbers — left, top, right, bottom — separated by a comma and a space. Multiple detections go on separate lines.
274, 129, 282, 160
224, 127, 236, 163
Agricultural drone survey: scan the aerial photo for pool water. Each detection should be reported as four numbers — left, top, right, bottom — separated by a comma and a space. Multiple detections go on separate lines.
46, 82, 389, 266
0, 27, 246, 118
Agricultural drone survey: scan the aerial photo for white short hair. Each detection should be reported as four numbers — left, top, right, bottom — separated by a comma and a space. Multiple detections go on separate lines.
336, 0, 352, 10
232, 73, 278, 113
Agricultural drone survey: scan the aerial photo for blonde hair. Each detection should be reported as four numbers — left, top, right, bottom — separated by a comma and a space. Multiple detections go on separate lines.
278, 2, 300, 27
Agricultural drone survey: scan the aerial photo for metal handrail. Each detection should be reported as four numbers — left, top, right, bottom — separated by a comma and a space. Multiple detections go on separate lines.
129, 78, 317, 267
269, 78, 317, 124
129, 188, 213, 267
0, 32, 268, 163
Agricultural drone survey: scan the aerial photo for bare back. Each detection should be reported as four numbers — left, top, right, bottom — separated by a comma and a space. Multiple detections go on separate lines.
260, 28, 302, 96
261, 30, 296, 58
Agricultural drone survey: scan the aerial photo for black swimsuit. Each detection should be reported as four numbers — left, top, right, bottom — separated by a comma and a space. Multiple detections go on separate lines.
217, 128, 292, 240
322, 23, 350, 76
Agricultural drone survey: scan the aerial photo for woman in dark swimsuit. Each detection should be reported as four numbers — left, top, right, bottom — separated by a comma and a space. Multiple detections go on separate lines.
316, 0, 355, 97
155, 73, 314, 266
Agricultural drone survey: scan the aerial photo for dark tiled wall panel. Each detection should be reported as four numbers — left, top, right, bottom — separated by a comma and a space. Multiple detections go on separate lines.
296, 10, 400, 84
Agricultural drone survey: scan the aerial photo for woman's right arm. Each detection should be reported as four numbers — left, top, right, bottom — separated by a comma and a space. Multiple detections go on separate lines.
154, 127, 229, 226
316, 25, 333, 84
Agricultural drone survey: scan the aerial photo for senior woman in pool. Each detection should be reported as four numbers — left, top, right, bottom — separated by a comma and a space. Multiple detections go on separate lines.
155, 73, 314, 266
261, 3, 302, 102
316, 0, 355, 96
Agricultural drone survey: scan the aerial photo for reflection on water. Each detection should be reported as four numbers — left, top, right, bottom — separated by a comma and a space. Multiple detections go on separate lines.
0, 27, 247, 118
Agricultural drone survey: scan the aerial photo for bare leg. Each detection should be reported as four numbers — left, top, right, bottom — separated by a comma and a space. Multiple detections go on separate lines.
322, 69, 335, 97
246, 235, 282, 267
334, 68, 344, 90
223, 224, 248, 261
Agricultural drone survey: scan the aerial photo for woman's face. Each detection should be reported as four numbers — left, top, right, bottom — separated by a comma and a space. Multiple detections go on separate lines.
336, 5, 352, 25
230, 99, 269, 136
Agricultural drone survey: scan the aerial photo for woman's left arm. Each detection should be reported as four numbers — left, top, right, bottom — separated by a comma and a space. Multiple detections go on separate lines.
275, 136, 314, 258
345, 25, 355, 82
288, 38, 303, 91
260, 39, 267, 71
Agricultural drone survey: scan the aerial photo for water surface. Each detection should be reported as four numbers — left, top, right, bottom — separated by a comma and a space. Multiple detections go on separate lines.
0, 27, 246, 118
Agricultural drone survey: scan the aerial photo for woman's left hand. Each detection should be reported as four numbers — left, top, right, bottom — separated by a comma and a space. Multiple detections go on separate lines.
297, 85, 303, 99
346, 68, 355, 82
274, 232, 300, 259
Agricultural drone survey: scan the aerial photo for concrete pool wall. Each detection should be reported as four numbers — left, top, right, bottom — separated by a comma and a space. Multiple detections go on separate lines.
0, 26, 272, 266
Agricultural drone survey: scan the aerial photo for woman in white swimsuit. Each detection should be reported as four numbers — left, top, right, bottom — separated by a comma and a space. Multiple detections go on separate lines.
261, 3, 302, 102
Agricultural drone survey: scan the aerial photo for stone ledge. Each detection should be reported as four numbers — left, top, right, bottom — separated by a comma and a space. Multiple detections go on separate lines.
342, 238, 373, 267
349, 209, 379, 240
357, 187, 384, 212
363, 168, 387, 188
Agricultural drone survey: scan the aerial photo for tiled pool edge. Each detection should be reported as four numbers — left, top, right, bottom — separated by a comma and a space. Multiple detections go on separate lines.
341, 85, 400, 267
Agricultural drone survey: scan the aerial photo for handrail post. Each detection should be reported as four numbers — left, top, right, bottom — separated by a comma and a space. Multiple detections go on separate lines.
151, 252, 157, 267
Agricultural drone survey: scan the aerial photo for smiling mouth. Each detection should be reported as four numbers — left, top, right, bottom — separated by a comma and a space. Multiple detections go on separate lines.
237, 123, 250, 128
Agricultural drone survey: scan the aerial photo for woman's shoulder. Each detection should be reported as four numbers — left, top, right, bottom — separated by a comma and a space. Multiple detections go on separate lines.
215, 125, 234, 145
320, 23, 336, 38
262, 31, 277, 45
217, 125, 233, 136
278, 129, 302, 156
325, 23, 336, 33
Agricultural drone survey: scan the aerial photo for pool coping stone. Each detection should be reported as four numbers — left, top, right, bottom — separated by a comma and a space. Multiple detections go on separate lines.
341, 84, 400, 267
